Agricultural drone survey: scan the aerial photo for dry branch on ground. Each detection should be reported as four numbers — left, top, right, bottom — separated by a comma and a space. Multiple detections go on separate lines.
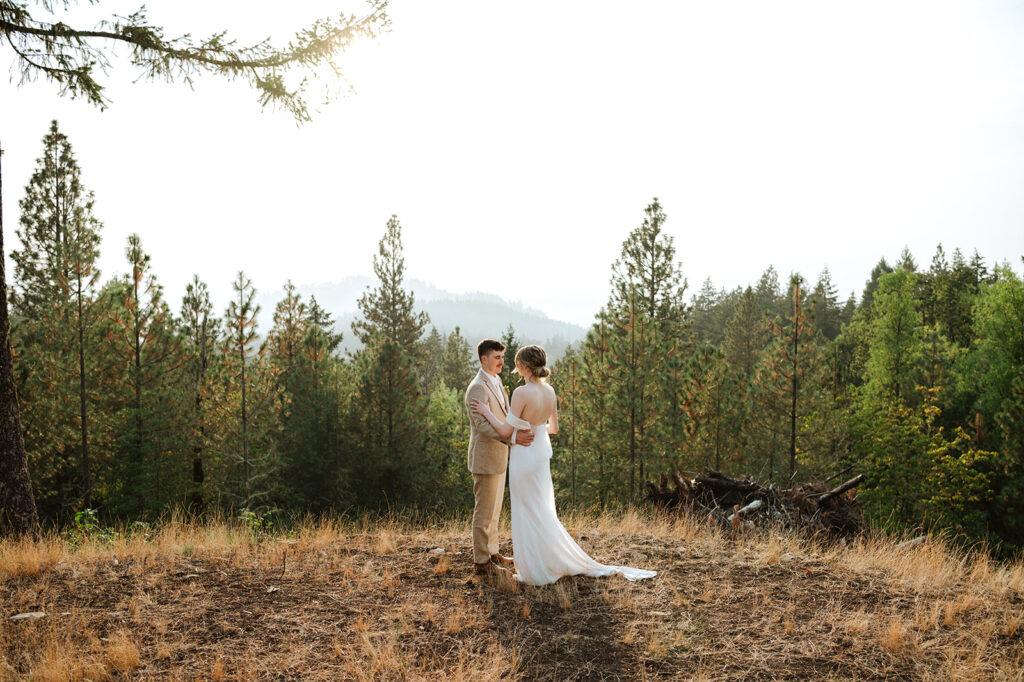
645, 469, 869, 539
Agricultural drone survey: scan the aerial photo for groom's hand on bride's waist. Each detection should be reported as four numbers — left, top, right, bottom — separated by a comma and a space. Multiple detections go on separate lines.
513, 430, 535, 446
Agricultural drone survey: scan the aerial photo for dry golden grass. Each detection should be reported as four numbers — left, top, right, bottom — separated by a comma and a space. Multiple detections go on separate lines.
104, 629, 141, 672
0, 509, 1022, 680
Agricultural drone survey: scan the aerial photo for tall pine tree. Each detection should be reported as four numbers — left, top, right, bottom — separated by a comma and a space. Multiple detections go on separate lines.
351, 215, 429, 351
349, 216, 431, 507
11, 120, 102, 513
580, 198, 690, 502
180, 275, 218, 511
215, 271, 279, 510
437, 326, 475, 390
104, 234, 183, 517
749, 276, 826, 482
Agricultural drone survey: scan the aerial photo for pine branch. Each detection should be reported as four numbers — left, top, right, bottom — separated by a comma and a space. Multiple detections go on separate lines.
0, 0, 390, 121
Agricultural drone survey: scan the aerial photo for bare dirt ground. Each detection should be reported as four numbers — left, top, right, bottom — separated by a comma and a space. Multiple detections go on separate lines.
2, 510, 1023, 680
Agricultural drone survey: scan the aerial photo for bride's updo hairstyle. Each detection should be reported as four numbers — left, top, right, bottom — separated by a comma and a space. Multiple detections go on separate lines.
514, 345, 551, 379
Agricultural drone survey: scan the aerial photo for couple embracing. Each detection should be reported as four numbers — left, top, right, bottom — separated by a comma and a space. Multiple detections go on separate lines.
464, 338, 656, 586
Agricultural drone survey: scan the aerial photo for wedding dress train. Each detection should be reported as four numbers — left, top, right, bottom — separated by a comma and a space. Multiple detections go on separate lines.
507, 415, 657, 587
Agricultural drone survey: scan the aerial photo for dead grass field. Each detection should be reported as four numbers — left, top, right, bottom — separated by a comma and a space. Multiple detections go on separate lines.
1, 509, 1022, 680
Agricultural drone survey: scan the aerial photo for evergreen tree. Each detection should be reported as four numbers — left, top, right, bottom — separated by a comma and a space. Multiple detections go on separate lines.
862, 270, 926, 405
423, 382, 472, 510
608, 303, 657, 498
722, 286, 767, 380
920, 244, 950, 331
749, 276, 826, 482
105, 234, 183, 517
265, 281, 307, 503
939, 248, 984, 348
348, 217, 430, 508
180, 275, 219, 512
550, 347, 582, 506
304, 297, 344, 377
0, 3, 390, 533
351, 215, 429, 351
838, 293, 857, 330
280, 295, 346, 509
854, 384, 997, 542
717, 287, 770, 473
217, 271, 278, 510
609, 199, 688, 323
350, 337, 424, 507
860, 258, 894, 312
969, 250, 992, 285
678, 344, 744, 473
656, 328, 692, 471
11, 120, 102, 513
808, 267, 841, 340
970, 265, 1024, 443
600, 198, 689, 500
574, 313, 620, 506
419, 327, 444, 391
896, 246, 918, 272
499, 323, 522, 394
691, 278, 722, 344
803, 337, 856, 480
754, 266, 785, 320
267, 281, 307, 380
994, 370, 1024, 548
438, 326, 475, 390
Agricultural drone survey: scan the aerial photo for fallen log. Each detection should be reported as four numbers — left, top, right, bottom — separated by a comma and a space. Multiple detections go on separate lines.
727, 499, 763, 523
817, 474, 867, 506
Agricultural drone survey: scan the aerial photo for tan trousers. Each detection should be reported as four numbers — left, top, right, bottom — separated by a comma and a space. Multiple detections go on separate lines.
472, 471, 506, 564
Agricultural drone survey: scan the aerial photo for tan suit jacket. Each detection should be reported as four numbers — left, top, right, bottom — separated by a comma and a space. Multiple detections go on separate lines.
465, 369, 511, 475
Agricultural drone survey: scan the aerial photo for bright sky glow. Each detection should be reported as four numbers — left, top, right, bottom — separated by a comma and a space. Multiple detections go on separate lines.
2, 1, 1023, 327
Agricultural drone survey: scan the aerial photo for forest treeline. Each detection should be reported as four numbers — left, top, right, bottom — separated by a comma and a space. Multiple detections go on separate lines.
9, 122, 1024, 552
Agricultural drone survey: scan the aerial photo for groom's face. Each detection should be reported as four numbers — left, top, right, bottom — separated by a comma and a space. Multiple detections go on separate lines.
481, 350, 504, 376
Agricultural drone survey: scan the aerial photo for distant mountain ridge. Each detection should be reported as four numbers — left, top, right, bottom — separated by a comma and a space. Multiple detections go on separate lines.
254, 277, 588, 358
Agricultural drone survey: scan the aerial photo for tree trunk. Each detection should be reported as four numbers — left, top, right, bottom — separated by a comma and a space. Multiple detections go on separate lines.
188, 315, 208, 511
790, 330, 798, 481
637, 314, 646, 494
570, 361, 576, 507
0, 142, 41, 539
132, 273, 144, 499
629, 306, 636, 503
240, 337, 249, 508
597, 319, 606, 508
75, 260, 91, 507
789, 287, 800, 482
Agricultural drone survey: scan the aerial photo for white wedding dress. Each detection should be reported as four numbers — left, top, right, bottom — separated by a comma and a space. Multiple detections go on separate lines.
507, 414, 657, 586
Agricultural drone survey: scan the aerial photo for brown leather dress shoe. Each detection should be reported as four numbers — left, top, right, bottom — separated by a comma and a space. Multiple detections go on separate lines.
490, 552, 514, 568
475, 560, 506, 575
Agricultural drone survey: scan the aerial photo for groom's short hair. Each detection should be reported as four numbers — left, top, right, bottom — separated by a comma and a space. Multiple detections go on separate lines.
477, 338, 505, 361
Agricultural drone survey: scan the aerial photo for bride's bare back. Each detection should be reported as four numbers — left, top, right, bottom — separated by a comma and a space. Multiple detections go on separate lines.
510, 381, 558, 429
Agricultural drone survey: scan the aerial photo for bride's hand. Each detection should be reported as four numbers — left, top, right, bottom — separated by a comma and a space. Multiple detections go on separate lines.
470, 399, 492, 417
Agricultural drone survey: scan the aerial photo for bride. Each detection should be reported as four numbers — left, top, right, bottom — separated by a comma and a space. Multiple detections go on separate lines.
471, 345, 656, 586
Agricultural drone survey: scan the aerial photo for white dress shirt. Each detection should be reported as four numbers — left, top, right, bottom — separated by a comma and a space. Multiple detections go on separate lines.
483, 370, 515, 443
485, 372, 506, 408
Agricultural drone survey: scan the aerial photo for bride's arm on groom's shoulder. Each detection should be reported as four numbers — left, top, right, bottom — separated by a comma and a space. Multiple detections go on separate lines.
467, 385, 513, 442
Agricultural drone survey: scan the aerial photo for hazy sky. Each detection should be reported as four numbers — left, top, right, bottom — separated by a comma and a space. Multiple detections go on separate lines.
2, 1, 1023, 327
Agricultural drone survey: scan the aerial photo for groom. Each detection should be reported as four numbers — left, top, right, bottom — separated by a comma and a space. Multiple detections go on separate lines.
465, 339, 534, 575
